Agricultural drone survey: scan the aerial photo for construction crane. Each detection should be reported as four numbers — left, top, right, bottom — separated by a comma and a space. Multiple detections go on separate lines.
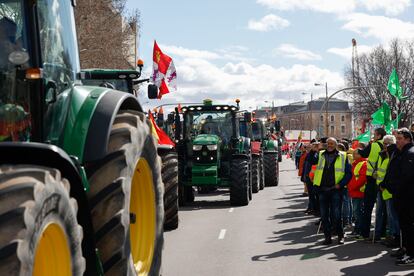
351, 38, 360, 86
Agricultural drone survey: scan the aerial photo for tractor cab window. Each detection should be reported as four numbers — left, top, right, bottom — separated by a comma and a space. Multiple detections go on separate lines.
0, 0, 32, 141
251, 122, 263, 141
82, 78, 129, 92
37, 0, 80, 95
185, 111, 234, 144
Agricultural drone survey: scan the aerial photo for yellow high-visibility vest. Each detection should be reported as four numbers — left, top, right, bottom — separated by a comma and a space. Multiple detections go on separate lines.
313, 150, 346, 186
367, 140, 383, 176
376, 154, 393, 200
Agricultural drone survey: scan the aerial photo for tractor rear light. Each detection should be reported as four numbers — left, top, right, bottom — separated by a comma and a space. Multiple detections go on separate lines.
25, 68, 42, 79
207, 145, 217, 151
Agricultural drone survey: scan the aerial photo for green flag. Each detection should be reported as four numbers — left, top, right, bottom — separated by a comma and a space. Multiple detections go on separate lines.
371, 102, 391, 125
387, 68, 403, 100
355, 130, 371, 143
386, 113, 402, 134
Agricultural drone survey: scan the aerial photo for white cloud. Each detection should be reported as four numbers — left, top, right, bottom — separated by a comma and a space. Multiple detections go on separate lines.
362, 0, 411, 16
273, 44, 322, 61
248, 14, 290, 32
160, 45, 220, 60
256, 0, 356, 14
141, 45, 344, 111
256, 0, 411, 15
341, 13, 414, 42
327, 44, 374, 59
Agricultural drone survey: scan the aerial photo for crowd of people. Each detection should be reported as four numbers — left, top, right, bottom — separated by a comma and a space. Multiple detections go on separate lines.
291, 127, 414, 266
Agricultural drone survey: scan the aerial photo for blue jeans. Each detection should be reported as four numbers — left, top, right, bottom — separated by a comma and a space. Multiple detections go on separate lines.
352, 198, 364, 234
374, 191, 387, 238
342, 188, 352, 225
319, 188, 343, 239
385, 198, 400, 237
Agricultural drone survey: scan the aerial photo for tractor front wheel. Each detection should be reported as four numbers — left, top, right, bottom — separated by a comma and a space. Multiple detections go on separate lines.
252, 156, 260, 193
160, 151, 179, 231
87, 110, 164, 276
230, 158, 249, 206
0, 165, 85, 276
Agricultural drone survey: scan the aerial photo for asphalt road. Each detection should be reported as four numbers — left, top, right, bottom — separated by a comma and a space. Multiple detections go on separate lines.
162, 157, 414, 276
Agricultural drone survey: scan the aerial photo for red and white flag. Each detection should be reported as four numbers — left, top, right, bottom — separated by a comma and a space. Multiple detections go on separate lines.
152, 41, 177, 99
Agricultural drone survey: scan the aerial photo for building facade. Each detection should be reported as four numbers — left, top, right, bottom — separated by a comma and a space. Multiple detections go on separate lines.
255, 98, 353, 139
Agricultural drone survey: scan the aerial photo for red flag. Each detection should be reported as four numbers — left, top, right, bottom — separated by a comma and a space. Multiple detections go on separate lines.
152, 41, 177, 99
148, 110, 175, 147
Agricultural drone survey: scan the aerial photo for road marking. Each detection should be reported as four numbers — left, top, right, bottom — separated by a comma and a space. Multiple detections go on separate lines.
218, 229, 226, 240
229, 208, 234, 213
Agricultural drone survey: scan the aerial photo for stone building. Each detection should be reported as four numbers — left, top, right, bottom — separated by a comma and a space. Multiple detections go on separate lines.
255, 98, 353, 139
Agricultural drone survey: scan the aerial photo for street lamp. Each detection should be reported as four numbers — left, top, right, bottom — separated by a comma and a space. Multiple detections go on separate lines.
315, 82, 328, 137
302, 92, 314, 140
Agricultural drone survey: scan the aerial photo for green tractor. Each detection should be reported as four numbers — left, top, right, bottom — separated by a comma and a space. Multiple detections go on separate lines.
0, 1, 163, 275
239, 117, 280, 189
175, 100, 253, 206
81, 68, 180, 230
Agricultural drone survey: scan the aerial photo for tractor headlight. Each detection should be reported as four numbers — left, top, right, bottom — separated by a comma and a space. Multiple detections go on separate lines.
207, 145, 217, 151
193, 145, 203, 151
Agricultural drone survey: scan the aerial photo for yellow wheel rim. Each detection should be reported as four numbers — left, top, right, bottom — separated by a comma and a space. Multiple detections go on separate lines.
33, 223, 72, 276
130, 158, 156, 275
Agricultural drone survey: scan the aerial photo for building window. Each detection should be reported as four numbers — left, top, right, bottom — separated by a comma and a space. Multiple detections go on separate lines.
320, 115, 323, 121
341, 115, 345, 122
330, 115, 335, 122
341, 125, 346, 134
330, 125, 335, 133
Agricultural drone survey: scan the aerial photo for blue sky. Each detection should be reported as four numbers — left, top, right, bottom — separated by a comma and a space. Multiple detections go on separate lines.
127, 0, 414, 110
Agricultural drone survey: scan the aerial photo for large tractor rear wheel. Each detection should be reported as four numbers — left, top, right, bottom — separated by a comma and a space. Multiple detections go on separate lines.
264, 153, 278, 187
0, 165, 85, 276
159, 151, 179, 231
87, 110, 164, 276
252, 156, 260, 193
230, 158, 249, 206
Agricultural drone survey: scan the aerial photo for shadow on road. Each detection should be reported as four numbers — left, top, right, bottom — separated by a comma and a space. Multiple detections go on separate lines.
179, 189, 234, 211
251, 189, 413, 276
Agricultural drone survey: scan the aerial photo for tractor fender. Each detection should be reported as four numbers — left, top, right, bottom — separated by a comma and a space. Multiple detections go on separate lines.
83, 90, 142, 162
0, 142, 99, 275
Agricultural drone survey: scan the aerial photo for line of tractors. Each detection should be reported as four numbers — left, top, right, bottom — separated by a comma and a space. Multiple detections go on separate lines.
0, 1, 281, 275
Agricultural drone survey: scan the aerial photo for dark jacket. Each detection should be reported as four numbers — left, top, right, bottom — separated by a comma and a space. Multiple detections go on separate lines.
302, 150, 316, 183
394, 143, 414, 204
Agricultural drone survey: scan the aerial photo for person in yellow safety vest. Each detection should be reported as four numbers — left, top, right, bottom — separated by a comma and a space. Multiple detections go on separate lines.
357, 127, 386, 239
376, 135, 400, 247
312, 137, 352, 245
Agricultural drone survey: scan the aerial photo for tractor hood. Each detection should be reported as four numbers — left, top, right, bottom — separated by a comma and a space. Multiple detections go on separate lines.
193, 134, 220, 145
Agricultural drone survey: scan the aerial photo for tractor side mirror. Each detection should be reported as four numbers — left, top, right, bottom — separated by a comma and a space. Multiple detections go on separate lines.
148, 84, 158, 99
244, 112, 252, 123
167, 113, 175, 124
274, 120, 281, 132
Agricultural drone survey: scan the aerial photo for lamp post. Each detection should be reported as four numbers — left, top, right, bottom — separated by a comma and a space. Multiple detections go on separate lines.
302, 92, 313, 141
315, 85, 383, 138
315, 82, 328, 136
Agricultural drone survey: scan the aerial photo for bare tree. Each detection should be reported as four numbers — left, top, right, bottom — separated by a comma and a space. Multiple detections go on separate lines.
75, 0, 141, 69
345, 39, 414, 127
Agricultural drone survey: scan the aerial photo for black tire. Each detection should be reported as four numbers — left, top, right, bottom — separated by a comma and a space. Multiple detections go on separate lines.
0, 165, 85, 275
264, 152, 278, 187
259, 157, 265, 190
230, 158, 249, 206
252, 156, 260, 193
159, 151, 179, 231
87, 110, 164, 276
